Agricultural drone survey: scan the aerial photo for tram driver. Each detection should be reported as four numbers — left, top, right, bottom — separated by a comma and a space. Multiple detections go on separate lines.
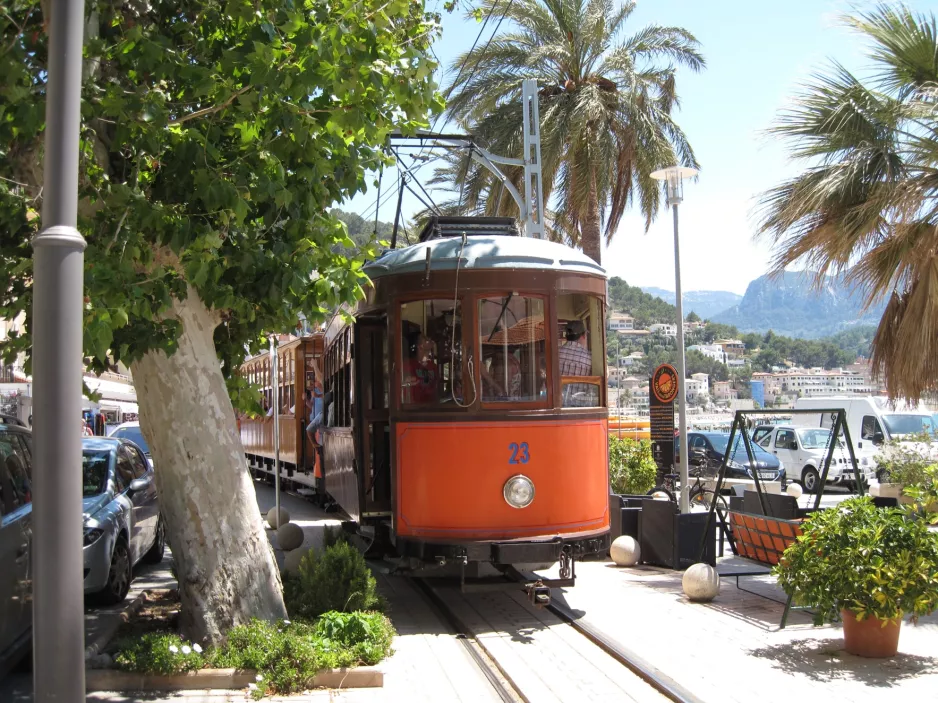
402, 328, 439, 404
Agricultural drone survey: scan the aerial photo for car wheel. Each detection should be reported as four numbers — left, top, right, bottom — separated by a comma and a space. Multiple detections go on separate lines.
802, 466, 820, 494
142, 516, 166, 564
99, 537, 132, 605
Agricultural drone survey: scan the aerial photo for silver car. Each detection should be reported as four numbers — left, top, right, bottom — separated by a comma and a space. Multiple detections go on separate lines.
82, 437, 164, 603
1, 433, 164, 670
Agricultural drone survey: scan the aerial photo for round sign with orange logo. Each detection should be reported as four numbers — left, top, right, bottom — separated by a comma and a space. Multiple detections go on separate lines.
652, 364, 679, 404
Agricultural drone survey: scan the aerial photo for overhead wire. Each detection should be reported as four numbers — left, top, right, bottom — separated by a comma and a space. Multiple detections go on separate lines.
361, 0, 514, 228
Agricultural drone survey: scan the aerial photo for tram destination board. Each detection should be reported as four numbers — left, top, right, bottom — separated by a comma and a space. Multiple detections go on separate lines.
649, 403, 675, 442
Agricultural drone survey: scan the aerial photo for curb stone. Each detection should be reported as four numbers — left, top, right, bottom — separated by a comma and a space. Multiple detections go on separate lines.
84, 590, 150, 660
85, 666, 384, 691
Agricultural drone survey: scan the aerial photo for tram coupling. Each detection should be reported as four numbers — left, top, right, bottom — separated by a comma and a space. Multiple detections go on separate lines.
526, 580, 552, 607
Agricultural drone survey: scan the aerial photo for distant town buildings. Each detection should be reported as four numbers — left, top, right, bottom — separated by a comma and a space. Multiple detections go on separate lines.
751, 365, 883, 405
688, 344, 727, 364
714, 339, 746, 359
649, 323, 677, 337
713, 380, 738, 402
607, 313, 635, 331
685, 372, 710, 400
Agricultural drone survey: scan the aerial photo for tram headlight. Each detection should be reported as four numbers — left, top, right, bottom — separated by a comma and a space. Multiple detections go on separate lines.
503, 475, 535, 509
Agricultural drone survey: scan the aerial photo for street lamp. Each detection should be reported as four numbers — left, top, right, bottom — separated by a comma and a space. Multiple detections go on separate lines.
650, 165, 698, 514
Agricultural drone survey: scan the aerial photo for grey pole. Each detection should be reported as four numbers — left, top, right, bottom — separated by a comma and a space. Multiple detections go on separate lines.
671, 203, 690, 514
270, 336, 281, 528
31, 0, 88, 701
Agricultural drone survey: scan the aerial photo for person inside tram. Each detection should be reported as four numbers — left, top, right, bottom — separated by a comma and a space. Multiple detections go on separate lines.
402, 328, 439, 404
559, 319, 596, 407
481, 348, 523, 400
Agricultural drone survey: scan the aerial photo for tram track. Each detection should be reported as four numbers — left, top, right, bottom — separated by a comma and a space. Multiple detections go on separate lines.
409, 577, 524, 703
544, 597, 702, 703
409, 575, 679, 703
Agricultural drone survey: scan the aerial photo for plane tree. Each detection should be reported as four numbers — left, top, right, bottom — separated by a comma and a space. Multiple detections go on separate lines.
0, 0, 441, 644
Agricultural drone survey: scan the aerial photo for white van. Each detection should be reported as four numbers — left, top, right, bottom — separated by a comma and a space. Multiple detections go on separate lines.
751, 424, 874, 492
792, 396, 937, 465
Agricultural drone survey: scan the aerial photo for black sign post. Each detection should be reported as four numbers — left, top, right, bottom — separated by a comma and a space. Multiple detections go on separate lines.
650, 364, 679, 476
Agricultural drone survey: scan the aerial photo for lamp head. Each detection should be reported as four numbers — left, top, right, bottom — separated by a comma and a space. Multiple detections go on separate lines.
650, 166, 698, 206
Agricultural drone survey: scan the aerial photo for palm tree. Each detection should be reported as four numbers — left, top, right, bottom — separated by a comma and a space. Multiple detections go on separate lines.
437, 0, 704, 264
757, 4, 938, 400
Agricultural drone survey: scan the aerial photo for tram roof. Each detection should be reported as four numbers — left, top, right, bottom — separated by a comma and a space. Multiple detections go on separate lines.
364, 235, 605, 279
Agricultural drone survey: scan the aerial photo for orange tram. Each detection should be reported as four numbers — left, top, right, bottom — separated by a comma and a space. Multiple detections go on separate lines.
240, 217, 611, 594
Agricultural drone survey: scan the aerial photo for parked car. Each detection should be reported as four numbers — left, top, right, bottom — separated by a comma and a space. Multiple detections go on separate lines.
678, 431, 786, 484
1, 434, 164, 670
752, 424, 875, 492
82, 437, 164, 603
0, 420, 34, 671
108, 421, 152, 465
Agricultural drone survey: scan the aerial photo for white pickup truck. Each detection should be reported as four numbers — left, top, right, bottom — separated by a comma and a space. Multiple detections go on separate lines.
752, 424, 876, 493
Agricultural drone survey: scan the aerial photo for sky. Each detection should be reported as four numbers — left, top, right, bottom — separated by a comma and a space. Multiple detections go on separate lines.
343, 1, 926, 295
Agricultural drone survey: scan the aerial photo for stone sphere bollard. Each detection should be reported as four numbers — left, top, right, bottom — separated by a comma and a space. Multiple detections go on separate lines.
266, 507, 290, 529
276, 522, 304, 551
283, 546, 314, 574
682, 563, 720, 602
786, 482, 804, 499
610, 535, 641, 567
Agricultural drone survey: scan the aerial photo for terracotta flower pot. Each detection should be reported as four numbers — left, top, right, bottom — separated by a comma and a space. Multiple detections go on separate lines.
841, 609, 901, 658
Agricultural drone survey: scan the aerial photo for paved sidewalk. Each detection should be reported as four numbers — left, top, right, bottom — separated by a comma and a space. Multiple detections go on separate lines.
548, 558, 938, 703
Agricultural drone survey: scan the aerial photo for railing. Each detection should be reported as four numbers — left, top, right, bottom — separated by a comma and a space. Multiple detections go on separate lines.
1, 365, 25, 383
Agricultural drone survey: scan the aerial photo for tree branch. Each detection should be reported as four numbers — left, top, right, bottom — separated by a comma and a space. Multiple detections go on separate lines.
168, 86, 252, 126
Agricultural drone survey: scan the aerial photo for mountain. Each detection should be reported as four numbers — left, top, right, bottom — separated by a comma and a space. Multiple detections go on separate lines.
641, 287, 742, 320
608, 278, 676, 327
712, 271, 886, 339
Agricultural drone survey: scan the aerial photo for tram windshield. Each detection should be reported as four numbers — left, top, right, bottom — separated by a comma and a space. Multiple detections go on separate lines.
557, 294, 603, 408
400, 299, 463, 405
478, 296, 546, 403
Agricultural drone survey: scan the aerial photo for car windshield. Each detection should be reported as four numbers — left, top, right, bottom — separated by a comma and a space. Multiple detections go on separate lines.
882, 414, 936, 438
83, 450, 111, 497
111, 426, 149, 454
796, 429, 834, 450
707, 434, 772, 459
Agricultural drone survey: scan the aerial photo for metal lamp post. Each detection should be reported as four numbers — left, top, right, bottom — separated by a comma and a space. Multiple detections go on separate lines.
32, 1, 88, 700
270, 336, 281, 529
650, 166, 698, 514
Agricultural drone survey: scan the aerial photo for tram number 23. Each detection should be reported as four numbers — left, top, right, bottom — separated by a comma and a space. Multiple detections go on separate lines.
508, 442, 530, 465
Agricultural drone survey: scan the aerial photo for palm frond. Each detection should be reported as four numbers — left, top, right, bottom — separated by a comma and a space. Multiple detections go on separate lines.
757, 3, 938, 400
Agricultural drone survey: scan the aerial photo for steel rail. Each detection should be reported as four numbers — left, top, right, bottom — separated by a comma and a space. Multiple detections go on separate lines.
545, 598, 704, 703
408, 578, 523, 703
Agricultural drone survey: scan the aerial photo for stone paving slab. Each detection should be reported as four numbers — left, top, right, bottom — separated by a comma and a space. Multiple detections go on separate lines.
434, 581, 667, 702
548, 558, 938, 703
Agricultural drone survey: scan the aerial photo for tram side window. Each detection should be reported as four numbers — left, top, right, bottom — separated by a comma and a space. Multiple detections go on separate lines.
400, 299, 462, 405
556, 293, 604, 408
478, 295, 546, 403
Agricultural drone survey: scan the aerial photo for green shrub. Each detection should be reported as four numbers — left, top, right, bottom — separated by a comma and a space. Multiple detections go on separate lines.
609, 436, 657, 495
284, 541, 381, 620
209, 615, 395, 698
774, 496, 938, 625
315, 611, 395, 666
112, 631, 204, 675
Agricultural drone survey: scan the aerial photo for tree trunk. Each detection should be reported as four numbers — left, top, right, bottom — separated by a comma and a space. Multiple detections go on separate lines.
130, 287, 286, 645
581, 173, 602, 265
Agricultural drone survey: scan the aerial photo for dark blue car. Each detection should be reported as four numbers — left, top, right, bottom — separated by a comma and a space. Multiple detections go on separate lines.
678, 431, 786, 483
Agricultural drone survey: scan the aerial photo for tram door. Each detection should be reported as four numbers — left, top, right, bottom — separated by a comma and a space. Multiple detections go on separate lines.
355, 318, 391, 515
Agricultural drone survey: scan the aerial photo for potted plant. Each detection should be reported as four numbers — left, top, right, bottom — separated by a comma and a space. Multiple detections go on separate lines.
874, 435, 934, 501
774, 496, 938, 657
903, 464, 938, 522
